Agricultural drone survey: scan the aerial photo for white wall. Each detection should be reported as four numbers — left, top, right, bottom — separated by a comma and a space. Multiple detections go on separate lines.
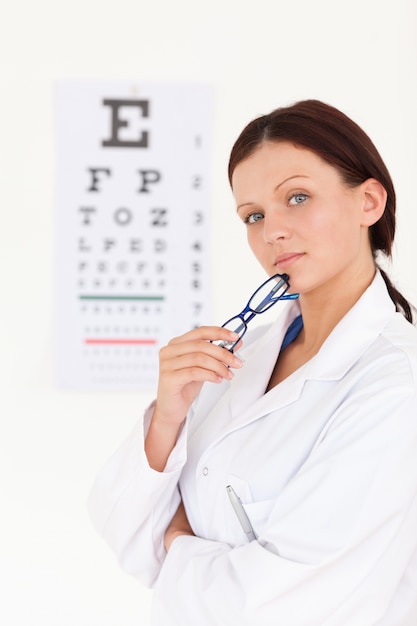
1, 1, 416, 624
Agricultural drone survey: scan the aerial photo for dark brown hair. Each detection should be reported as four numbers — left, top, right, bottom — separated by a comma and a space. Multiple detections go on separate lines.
228, 99, 414, 323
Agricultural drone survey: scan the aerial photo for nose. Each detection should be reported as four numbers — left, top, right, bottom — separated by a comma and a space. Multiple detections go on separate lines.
262, 211, 289, 244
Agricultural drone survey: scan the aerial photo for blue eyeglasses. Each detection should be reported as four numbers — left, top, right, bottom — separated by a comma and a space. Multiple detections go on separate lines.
214, 273, 299, 353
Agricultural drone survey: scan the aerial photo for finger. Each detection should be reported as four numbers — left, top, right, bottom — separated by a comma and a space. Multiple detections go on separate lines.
168, 326, 240, 346
158, 365, 225, 390
160, 341, 243, 372
160, 352, 238, 383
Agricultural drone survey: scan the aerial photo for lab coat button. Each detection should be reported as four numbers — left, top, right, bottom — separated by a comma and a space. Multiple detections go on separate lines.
202, 467, 209, 476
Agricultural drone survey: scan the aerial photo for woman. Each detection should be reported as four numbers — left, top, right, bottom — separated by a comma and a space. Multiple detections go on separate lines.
88, 100, 417, 625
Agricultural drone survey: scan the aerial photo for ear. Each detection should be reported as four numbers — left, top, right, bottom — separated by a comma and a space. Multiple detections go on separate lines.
360, 178, 387, 227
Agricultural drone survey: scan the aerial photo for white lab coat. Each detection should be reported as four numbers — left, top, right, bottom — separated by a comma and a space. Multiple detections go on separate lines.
88, 271, 417, 626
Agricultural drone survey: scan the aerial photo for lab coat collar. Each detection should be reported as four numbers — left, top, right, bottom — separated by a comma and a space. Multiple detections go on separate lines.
307, 269, 396, 380
227, 270, 396, 428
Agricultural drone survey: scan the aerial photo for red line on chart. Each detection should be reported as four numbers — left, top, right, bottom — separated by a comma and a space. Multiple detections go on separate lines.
84, 338, 157, 345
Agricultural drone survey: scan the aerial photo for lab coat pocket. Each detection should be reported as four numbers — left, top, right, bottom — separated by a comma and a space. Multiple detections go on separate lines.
226, 474, 275, 542
243, 499, 276, 534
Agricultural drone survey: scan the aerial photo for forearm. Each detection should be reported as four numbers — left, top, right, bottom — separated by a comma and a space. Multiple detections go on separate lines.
153, 520, 416, 626
145, 408, 186, 472
164, 501, 195, 551
145, 325, 241, 473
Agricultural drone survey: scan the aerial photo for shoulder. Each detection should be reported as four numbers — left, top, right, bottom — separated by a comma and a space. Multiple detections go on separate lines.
382, 311, 417, 349
346, 317, 417, 400
379, 313, 417, 382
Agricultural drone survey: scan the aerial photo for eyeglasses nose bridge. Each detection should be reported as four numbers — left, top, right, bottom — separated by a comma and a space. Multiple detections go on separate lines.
225, 315, 248, 337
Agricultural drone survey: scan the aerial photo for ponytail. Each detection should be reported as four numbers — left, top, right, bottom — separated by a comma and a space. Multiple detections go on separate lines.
378, 267, 415, 325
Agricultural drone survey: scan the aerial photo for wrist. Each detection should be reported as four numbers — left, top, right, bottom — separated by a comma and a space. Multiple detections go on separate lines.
145, 411, 186, 472
152, 406, 186, 431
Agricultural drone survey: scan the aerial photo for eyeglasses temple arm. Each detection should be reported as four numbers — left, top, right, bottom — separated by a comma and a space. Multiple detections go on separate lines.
279, 293, 300, 301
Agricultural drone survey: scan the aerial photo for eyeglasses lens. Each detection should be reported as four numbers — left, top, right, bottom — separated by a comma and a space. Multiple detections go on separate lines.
249, 278, 288, 313
213, 317, 246, 350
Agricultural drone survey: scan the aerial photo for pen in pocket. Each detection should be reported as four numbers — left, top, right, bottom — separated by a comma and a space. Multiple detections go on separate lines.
226, 484, 257, 542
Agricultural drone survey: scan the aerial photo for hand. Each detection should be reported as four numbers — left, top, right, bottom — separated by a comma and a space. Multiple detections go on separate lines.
145, 326, 243, 472
164, 501, 195, 552
154, 326, 243, 428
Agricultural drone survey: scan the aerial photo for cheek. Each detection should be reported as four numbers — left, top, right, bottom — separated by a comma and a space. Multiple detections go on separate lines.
246, 226, 263, 250
311, 206, 361, 256
246, 227, 271, 268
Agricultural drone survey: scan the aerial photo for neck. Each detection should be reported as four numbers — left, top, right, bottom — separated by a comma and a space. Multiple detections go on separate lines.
296, 265, 376, 355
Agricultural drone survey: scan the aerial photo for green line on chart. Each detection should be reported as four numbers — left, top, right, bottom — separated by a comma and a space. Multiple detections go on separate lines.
79, 295, 165, 301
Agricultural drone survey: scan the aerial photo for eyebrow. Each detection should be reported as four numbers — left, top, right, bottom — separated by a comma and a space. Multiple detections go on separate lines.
274, 174, 309, 192
236, 174, 309, 212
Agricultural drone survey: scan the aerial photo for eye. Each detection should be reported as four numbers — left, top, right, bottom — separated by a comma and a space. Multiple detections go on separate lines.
288, 192, 308, 206
243, 211, 264, 224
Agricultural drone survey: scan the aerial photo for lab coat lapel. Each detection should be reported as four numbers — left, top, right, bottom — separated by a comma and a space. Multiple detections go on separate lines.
228, 302, 304, 424
190, 303, 304, 456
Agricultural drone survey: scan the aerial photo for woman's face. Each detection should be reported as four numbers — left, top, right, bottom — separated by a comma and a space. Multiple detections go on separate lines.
231, 141, 376, 298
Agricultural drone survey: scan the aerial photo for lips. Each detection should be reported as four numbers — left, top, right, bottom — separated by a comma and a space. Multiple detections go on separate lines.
274, 252, 304, 269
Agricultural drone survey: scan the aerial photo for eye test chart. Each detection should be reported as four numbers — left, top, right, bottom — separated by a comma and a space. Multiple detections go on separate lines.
54, 81, 213, 390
